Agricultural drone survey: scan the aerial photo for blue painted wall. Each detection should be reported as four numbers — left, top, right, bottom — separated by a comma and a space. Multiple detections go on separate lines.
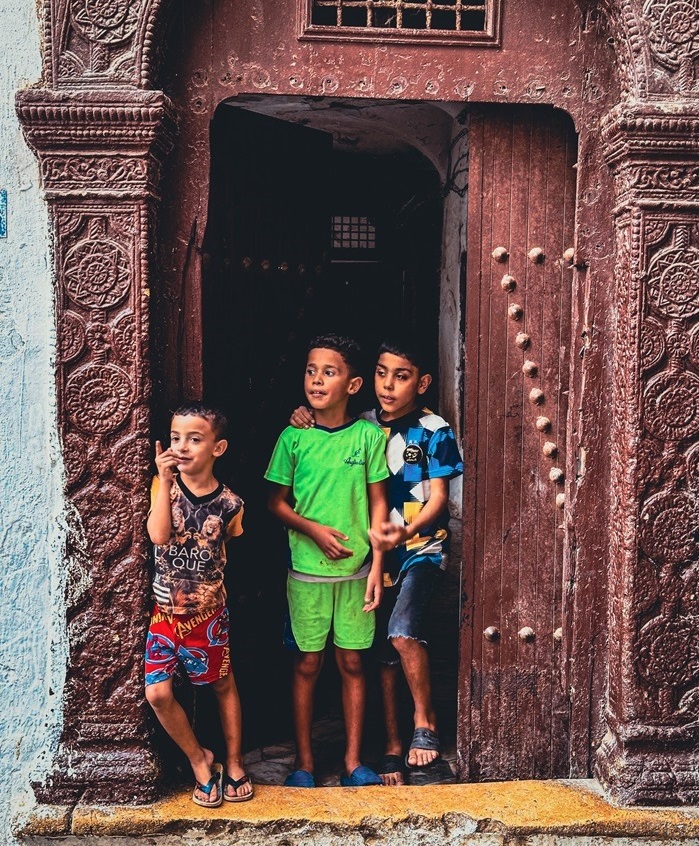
0, 1, 66, 841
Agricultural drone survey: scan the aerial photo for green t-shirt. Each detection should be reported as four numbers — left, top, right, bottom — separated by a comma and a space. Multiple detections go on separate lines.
265, 419, 389, 577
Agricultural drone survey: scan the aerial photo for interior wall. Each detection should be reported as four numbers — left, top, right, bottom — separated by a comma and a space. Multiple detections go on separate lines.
438, 109, 469, 519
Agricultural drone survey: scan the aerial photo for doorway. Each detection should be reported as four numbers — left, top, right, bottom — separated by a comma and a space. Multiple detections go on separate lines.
201, 98, 451, 766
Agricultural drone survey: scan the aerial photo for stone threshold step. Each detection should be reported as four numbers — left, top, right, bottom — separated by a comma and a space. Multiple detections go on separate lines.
17, 779, 699, 843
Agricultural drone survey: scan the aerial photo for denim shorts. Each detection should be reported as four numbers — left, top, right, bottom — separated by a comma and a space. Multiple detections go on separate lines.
375, 560, 440, 665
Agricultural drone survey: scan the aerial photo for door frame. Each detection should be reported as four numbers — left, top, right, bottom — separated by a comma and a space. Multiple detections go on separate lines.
17, 0, 699, 806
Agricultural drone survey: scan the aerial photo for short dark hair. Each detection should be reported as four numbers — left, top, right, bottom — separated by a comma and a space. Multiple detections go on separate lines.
308, 333, 363, 377
377, 337, 432, 375
171, 402, 228, 439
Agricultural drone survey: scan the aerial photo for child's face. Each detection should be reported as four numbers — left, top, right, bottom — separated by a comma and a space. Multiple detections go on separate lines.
374, 352, 431, 421
304, 347, 362, 412
169, 414, 227, 477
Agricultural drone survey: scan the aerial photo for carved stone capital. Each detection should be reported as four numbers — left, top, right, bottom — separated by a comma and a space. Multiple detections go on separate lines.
602, 0, 699, 99
602, 105, 699, 206
15, 89, 176, 198
41, 0, 170, 89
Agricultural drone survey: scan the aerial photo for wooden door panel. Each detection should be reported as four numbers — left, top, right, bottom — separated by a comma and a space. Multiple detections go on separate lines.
459, 106, 577, 781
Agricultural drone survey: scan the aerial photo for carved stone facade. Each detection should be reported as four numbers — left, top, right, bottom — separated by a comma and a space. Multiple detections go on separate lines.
15, 0, 699, 807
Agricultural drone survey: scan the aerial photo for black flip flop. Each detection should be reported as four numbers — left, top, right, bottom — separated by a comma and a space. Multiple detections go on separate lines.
224, 771, 254, 802
376, 753, 406, 782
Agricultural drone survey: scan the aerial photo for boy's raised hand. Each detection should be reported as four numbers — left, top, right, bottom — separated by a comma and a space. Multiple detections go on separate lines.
290, 406, 315, 429
154, 440, 179, 483
309, 524, 353, 560
369, 521, 408, 552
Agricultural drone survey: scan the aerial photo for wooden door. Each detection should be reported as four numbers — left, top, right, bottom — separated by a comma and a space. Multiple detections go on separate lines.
459, 106, 578, 780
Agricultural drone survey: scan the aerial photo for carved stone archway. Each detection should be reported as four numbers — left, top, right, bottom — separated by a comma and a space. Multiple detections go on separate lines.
16, 0, 699, 806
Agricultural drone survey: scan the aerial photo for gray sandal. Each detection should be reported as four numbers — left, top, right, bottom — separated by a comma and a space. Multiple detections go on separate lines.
405, 727, 440, 767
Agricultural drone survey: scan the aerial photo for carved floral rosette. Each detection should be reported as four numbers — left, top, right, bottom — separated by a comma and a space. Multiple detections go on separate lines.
48, 0, 168, 88
600, 110, 699, 804
16, 89, 175, 803
603, 0, 699, 99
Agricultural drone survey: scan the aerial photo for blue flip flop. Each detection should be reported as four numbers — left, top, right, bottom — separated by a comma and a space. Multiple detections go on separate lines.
340, 765, 382, 786
284, 769, 315, 787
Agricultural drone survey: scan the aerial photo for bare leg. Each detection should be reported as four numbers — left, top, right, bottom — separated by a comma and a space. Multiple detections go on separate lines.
291, 650, 324, 773
392, 637, 438, 767
211, 673, 253, 799
146, 678, 219, 803
335, 647, 366, 776
379, 662, 405, 785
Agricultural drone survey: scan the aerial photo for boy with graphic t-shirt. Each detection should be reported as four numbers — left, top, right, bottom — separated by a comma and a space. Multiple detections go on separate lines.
291, 338, 463, 786
265, 334, 389, 788
145, 402, 253, 807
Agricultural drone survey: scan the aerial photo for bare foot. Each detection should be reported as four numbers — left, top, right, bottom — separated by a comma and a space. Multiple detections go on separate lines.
378, 752, 405, 786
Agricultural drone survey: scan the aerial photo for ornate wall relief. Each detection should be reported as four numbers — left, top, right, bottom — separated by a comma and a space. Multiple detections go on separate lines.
603, 0, 699, 97
16, 88, 175, 803
46, 0, 168, 87
599, 112, 699, 804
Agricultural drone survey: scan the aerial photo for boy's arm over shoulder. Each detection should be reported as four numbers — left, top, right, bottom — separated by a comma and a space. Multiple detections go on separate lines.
359, 408, 379, 425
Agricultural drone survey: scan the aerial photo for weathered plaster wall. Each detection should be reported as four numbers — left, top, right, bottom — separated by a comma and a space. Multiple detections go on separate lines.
1, 0, 66, 841
439, 108, 468, 516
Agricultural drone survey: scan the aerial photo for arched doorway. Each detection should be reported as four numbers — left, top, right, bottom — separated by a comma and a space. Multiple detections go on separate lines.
200, 97, 451, 764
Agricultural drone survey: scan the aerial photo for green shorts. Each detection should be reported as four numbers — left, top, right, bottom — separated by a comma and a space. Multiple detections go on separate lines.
287, 574, 375, 652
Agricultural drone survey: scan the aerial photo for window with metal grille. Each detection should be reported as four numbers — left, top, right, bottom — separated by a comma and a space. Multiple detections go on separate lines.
301, 0, 500, 45
332, 215, 377, 250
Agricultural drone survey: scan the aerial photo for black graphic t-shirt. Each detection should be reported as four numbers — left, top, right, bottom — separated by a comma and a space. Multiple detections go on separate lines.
150, 477, 243, 615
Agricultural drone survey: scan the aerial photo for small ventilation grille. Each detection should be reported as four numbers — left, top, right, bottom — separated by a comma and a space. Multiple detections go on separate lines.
332, 216, 377, 250
311, 0, 487, 32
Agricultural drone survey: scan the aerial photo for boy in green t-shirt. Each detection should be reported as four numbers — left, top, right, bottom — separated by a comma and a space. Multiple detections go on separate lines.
265, 334, 389, 787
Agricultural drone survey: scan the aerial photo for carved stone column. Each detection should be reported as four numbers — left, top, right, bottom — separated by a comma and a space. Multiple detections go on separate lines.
597, 105, 699, 804
16, 89, 175, 803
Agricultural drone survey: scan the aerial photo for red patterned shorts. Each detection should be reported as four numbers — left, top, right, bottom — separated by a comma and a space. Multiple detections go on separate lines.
144, 604, 230, 686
